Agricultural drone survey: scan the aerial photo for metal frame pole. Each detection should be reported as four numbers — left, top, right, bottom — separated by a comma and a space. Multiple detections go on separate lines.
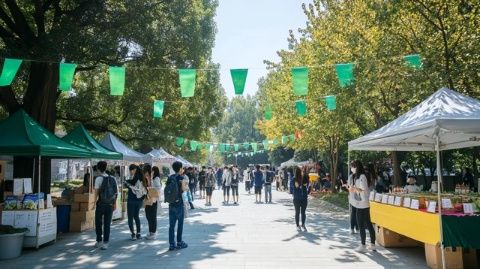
435, 135, 446, 269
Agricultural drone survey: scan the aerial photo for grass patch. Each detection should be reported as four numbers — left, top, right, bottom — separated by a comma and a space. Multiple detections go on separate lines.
319, 192, 349, 210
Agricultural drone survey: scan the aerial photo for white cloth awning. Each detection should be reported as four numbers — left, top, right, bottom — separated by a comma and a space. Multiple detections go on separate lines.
348, 88, 480, 152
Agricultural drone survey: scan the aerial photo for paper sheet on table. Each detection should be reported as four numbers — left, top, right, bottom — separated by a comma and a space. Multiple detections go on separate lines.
23, 178, 32, 193
13, 178, 23, 195
46, 194, 53, 208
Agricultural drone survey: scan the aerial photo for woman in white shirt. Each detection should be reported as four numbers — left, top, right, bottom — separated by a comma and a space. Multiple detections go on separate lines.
404, 176, 421, 193
348, 160, 376, 253
144, 164, 161, 240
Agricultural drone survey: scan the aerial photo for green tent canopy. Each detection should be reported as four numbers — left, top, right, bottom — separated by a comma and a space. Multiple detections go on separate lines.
0, 109, 92, 157
62, 124, 123, 160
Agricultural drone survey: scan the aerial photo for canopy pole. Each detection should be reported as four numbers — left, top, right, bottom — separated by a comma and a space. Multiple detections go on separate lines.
435, 136, 446, 269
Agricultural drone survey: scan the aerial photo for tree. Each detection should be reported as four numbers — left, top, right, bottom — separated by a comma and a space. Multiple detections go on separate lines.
0, 0, 224, 192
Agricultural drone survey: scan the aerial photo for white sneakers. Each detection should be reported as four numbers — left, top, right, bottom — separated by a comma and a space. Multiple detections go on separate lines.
145, 232, 156, 240
355, 244, 377, 253
95, 242, 108, 250
101, 243, 109, 250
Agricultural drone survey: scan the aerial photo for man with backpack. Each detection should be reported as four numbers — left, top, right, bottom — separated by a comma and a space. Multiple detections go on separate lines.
264, 165, 274, 203
253, 165, 264, 203
94, 161, 118, 250
165, 161, 188, 251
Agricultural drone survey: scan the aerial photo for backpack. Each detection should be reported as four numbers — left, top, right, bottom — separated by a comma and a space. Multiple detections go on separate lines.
99, 176, 117, 205
231, 172, 239, 185
266, 171, 274, 184
164, 175, 180, 203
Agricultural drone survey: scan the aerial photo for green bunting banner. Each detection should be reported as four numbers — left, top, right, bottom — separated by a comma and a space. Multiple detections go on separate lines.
325, 95, 337, 111
197, 142, 203, 150
273, 138, 279, 145
282, 135, 288, 144
252, 142, 258, 152
179, 69, 196, 97
404, 54, 422, 69
295, 100, 307, 116
230, 69, 248, 95
335, 63, 355, 88
153, 100, 165, 118
0, 58, 22, 86
263, 140, 269, 150
291, 67, 309, 96
175, 137, 184, 147
243, 142, 250, 150
109, 66, 125, 95
59, 63, 77, 91
289, 134, 295, 141
190, 140, 198, 151
234, 144, 239, 151
225, 144, 231, 152
264, 106, 273, 120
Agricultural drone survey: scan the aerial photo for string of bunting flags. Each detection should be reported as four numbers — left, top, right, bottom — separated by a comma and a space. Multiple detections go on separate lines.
0, 54, 422, 120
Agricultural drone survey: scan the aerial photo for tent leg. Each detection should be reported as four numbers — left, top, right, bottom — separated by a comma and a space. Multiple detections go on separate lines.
435, 137, 446, 269
347, 150, 350, 179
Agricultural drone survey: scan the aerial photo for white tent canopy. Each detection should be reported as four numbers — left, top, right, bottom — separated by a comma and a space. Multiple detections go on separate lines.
348, 88, 480, 151
176, 155, 194, 167
147, 148, 177, 165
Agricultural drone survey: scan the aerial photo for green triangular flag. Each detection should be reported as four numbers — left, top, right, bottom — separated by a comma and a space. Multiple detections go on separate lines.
291, 67, 309, 96
230, 69, 248, 95
175, 137, 184, 147
219, 144, 226, 153
179, 69, 196, 97
243, 142, 250, 150
0, 58, 22, 86
325, 95, 336, 111
273, 139, 279, 145
335, 63, 355, 88
263, 140, 269, 150
153, 100, 165, 118
190, 140, 198, 151
289, 134, 295, 141
295, 100, 307, 116
404, 54, 422, 69
252, 143, 258, 152
109, 66, 125, 95
225, 144, 231, 152
264, 106, 273, 120
282, 135, 288, 144
234, 144, 239, 151
59, 63, 77, 91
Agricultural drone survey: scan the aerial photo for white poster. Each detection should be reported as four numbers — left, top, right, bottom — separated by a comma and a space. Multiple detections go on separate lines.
23, 178, 33, 194
427, 201, 437, 213
13, 178, 23, 195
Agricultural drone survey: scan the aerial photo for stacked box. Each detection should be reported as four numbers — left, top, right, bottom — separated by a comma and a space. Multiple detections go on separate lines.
69, 192, 96, 232
425, 243, 464, 269
375, 225, 421, 248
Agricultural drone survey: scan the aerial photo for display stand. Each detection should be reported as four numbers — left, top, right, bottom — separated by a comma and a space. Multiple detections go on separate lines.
1, 207, 57, 248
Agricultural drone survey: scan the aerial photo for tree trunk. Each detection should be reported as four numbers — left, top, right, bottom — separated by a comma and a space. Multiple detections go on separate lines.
392, 151, 402, 187
472, 147, 479, 189
12, 62, 59, 194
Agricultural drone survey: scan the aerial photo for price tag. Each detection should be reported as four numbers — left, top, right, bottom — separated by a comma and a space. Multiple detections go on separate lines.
403, 197, 412, 208
427, 201, 437, 213
369, 191, 375, 201
388, 195, 395, 205
441, 198, 453, 209
410, 199, 419, 210
463, 203, 474, 214
375, 193, 382, 202
381, 194, 389, 204
394, 196, 402, 206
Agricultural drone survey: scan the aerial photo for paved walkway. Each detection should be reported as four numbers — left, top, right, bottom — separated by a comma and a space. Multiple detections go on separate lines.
1, 184, 428, 269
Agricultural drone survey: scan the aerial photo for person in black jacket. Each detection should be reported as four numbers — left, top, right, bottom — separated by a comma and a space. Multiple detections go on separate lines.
462, 168, 475, 190
292, 166, 310, 231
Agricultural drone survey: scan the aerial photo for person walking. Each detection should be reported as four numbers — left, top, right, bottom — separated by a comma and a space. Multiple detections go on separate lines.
198, 166, 207, 199
348, 160, 376, 252
216, 167, 223, 190
231, 166, 240, 204
244, 167, 252, 194
165, 161, 188, 251
222, 166, 232, 204
205, 167, 216, 206
144, 165, 162, 240
183, 171, 195, 210
93, 161, 118, 250
125, 164, 146, 241
253, 165, 264, 203
264, 165, 274, 203
186, 167, 195, 201
292, 166, 310, 231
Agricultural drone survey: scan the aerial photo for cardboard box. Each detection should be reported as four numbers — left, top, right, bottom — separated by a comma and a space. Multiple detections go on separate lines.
70, 210, 95, 223
425, 243, 463, 269
74, 193, 95, 203
375, 225, 421, 248
79, 202, 95, 211
69, 219, 94, 232
463, 248, 479, 269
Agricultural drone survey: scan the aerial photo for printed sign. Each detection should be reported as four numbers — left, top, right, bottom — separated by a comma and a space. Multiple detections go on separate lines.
427, 201, 437, 213
394, 196, 402, 206
410, 199, 420, 210
463, 203, 474, 214
381, 194, 389, 204
387, 195, 395, 205
375, 193, 382, 202
441, 198, 453, 209
403, 197, 412, 208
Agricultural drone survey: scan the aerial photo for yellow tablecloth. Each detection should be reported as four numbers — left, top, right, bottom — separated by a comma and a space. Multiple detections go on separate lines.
370, 201, 440, 245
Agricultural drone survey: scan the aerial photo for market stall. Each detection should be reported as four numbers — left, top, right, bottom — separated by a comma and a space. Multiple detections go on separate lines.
176, 155, 194, 167
0, 110, 92, 248
348, 88, 480, 269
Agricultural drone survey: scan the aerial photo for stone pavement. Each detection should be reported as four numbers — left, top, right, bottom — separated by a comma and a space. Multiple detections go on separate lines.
0, 183, 428, 269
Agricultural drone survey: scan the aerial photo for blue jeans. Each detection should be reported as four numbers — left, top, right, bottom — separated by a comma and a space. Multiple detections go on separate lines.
265, 184, 272, 203
169, 203, 185, 246
95, 203, 113, 243
127, 199, 143, 235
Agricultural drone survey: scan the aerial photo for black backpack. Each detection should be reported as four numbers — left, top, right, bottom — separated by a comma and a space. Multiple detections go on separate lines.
99, 176, 117, 205
164, 175, 180, 203
231, 172, 239, 184
266, 171, 274, 183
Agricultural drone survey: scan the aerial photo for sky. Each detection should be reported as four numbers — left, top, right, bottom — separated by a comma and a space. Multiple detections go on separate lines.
212, 0, 311, 98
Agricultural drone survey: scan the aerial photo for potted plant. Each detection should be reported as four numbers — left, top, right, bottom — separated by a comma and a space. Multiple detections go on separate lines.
0, 225, 28, 260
